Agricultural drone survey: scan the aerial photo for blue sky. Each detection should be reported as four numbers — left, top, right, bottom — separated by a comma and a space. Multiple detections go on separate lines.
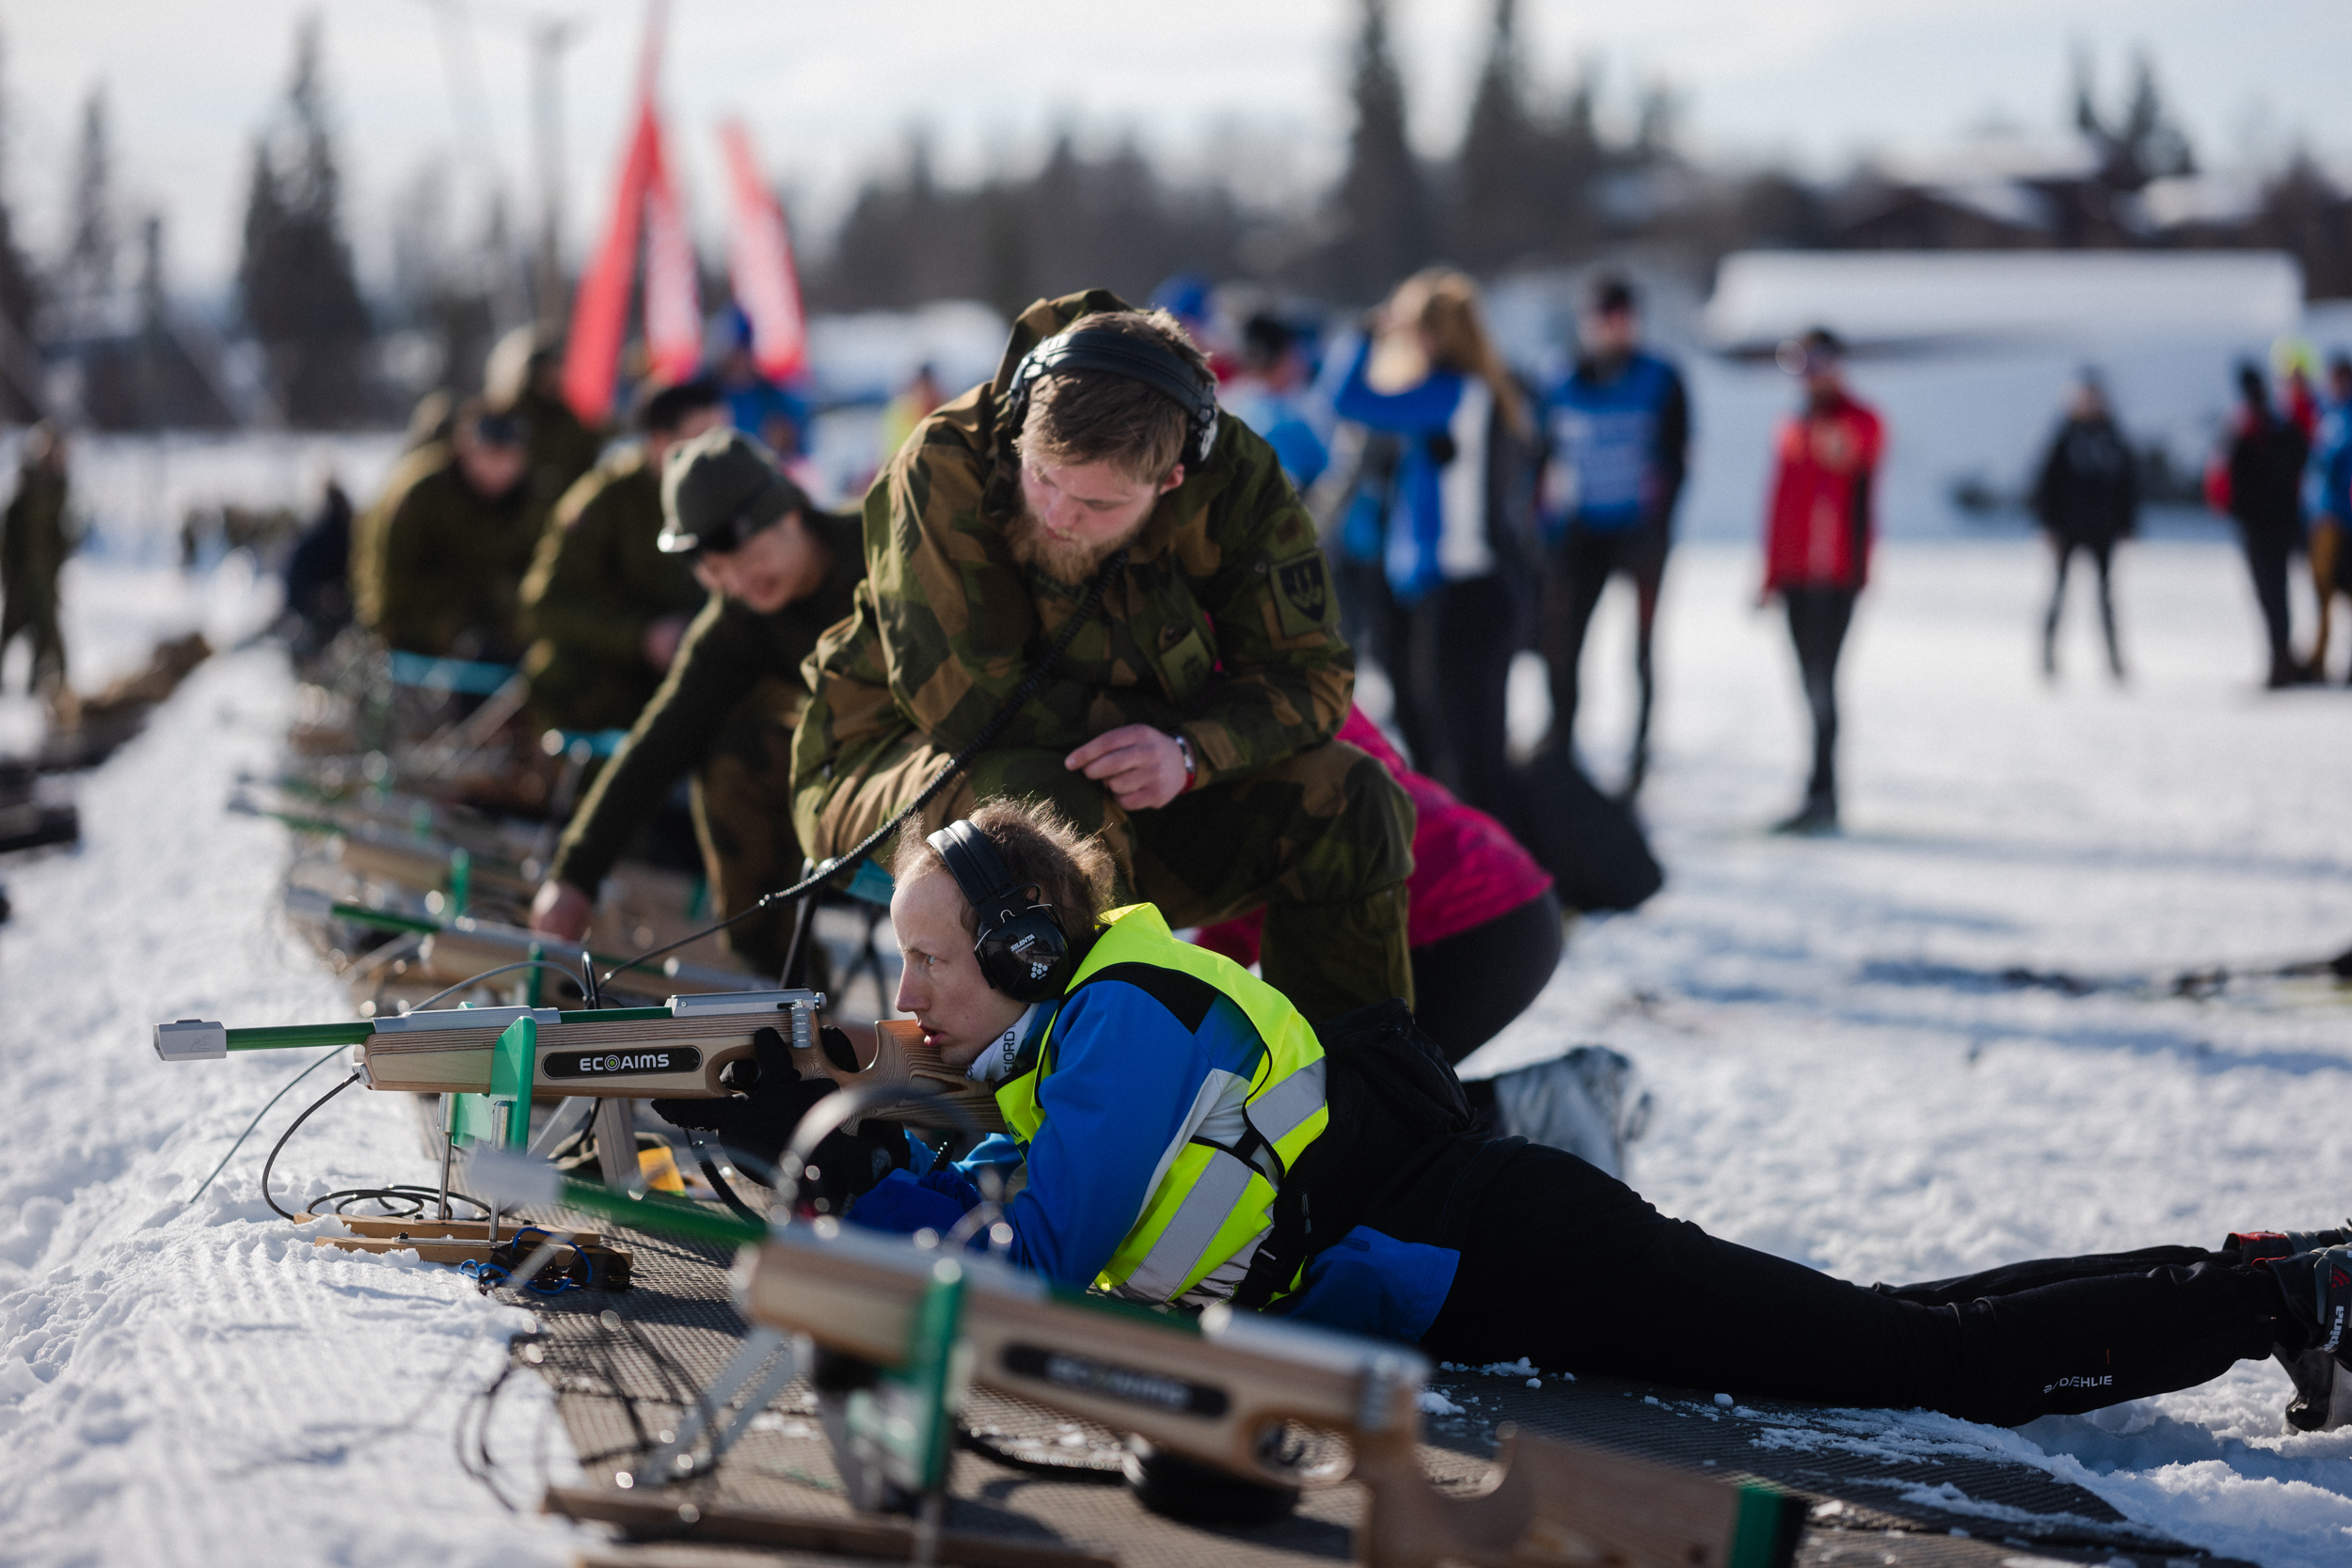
6, 0, 2344, 298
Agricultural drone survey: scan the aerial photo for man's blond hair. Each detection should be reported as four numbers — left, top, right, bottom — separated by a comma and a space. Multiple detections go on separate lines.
892, 799, 1116, 938
1018, 309, 1208, 483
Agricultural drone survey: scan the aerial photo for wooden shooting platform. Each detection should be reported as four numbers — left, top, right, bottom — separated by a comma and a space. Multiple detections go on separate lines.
494, 1205, 2257, 1568
296, 1213, 634, 1287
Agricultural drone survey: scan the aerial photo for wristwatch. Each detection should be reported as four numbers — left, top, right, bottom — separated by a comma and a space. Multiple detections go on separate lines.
1168, 732, 1199, 793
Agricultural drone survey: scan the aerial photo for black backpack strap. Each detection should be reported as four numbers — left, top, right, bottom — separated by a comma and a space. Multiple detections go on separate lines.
1230, 1161, 1315, 1312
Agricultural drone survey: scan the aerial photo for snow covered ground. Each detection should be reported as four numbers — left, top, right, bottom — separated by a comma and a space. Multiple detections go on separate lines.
1465, 534, 2352, 1568
0, 567, 587, 1564
2, 526, 2349, 1565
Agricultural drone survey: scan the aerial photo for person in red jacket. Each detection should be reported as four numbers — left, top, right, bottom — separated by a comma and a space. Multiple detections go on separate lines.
1761, 328, 1884, 835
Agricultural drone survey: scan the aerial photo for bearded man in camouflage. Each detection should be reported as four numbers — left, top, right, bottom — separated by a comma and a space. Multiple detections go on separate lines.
793, 291, 1414, 1022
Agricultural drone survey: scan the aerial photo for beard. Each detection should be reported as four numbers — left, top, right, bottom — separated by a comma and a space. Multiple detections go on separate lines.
1006, 504, 1148, 586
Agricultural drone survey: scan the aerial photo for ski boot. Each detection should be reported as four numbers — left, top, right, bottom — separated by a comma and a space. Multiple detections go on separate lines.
2252, 1239, 2352, 1433
1490, 1046, 1653, 1179
1771, 790, 1838, 837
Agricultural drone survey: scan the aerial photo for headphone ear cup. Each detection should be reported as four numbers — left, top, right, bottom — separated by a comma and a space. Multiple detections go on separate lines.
974, 911, 1071, 1002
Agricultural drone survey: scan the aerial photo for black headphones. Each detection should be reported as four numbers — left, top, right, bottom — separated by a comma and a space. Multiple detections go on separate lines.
1001, 324, 1221, 469
927, 820, 1073, 1002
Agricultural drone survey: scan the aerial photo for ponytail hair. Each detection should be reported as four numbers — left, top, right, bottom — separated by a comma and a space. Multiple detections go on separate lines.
1391, 268, 1530, 439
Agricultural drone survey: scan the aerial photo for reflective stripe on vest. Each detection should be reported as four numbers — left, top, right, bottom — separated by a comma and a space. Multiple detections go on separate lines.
993, 903, 1329, 1307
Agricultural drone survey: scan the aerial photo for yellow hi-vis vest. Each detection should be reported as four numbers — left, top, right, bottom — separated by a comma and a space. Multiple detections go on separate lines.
993, 903, 1328, 1307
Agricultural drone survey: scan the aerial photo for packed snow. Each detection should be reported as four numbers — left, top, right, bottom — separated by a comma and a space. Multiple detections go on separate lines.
0, 567, 585, 1564
1456, 529, 2352, 1567
5, 465, 2352, 1563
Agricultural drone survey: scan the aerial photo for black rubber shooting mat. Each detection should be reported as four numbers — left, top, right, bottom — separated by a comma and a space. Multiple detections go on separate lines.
506, 1207, 2261, 1568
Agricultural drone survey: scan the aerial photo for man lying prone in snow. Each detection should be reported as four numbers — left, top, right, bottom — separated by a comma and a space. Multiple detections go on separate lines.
653, 797, 2352, 1433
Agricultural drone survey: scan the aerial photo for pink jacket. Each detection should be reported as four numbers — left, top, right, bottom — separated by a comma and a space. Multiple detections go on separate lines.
1193, 707, 1551, 964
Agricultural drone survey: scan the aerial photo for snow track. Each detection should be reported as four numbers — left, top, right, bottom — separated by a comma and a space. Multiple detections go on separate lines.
0, 611, 579, 1565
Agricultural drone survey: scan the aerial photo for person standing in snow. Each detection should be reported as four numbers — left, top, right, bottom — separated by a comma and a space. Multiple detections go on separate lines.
2031, 371, 2137, 682
1330, 268, 1539, 822
1536, 274, 1691, 800
0, 423, 72, 698
2212, 362, 2312, 689
1224, 313, 1330, 495
1759, 328, 1883, 835
2301, 353, 2352, 683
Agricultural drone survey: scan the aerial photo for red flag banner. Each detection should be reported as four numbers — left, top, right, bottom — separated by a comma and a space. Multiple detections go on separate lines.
641, 112, 705, 387
718, 119, 808, 384
562, 103, 657, 425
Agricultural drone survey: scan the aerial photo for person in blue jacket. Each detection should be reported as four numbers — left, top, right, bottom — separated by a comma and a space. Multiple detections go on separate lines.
2303, 353, 2352, 682
1331, 268, 1538, 820
657, 795, 2352, 1437
1537, 275, 1690, 800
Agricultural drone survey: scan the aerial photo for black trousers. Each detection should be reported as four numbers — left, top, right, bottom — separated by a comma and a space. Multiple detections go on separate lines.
1421, 1145, 2281, 1427
1540, 521, 1671, 789
2238, 522, 2296, 677
1412, 888, 1565, 1067
1386, 574, 1519, 821
2044, 535, 2122, 676
1783, 586, 1856, 805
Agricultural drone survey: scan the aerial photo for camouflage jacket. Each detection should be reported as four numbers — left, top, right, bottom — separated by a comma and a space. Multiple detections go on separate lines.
0, 464, 69, 607
800, 290, 1352, 788
351, 442, 537, 660
551, 506, 866, 894
519, 444, 707, 729
515, 387, 607, 524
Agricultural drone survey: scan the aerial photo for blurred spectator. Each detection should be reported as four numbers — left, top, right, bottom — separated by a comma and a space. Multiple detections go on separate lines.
1536, 274, 1691, 800
2275, 339, 2320, 440
0, 423, 72, 697
1192, 705, 1559, 1067
2213, 361, 2311, 689
351, 402, 535, 661
714, 306, 812, 459
280, 476, 354, 660
2303, 354, 2352, 683
1333, 267, 1540, 820
1761, 328, 1883, 836
485, 326, 604, 526
1225, 312, 1330, 491
876, 362, 943, 474
2030, 371, 2136, 682
1148, 272, 1240, 382
520, 378, 727, 734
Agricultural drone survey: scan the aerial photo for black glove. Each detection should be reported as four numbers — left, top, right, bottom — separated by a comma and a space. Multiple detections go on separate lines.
651, 1024, 834, 1178
651, 1026, 908, 1200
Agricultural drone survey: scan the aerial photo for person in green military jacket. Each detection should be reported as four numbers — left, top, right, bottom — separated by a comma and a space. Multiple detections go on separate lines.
520, 379, 727, 734
529, 428, 866, 974
485, 326, 605, 526
351, 404, 536, 660
791, 292, 1414, 1023
0, 423, 72, 697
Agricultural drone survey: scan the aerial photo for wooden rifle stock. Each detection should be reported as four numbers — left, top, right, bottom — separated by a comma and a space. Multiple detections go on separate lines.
153, 995, 1004, 1131
739, 1226, 1803, 1568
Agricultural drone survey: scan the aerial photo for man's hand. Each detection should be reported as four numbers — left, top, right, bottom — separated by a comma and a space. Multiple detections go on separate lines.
642, 614, 690, 672
530, 879, 594, 942
1066, 724, 1189, 811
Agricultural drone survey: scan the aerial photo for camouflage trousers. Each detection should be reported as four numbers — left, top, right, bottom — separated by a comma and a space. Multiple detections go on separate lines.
795, 728, 1416, 1023
691, 677, 806, 976
0, 591, 64, 696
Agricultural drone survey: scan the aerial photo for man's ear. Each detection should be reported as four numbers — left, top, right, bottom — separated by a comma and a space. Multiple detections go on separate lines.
1156, 463, 1185, 496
